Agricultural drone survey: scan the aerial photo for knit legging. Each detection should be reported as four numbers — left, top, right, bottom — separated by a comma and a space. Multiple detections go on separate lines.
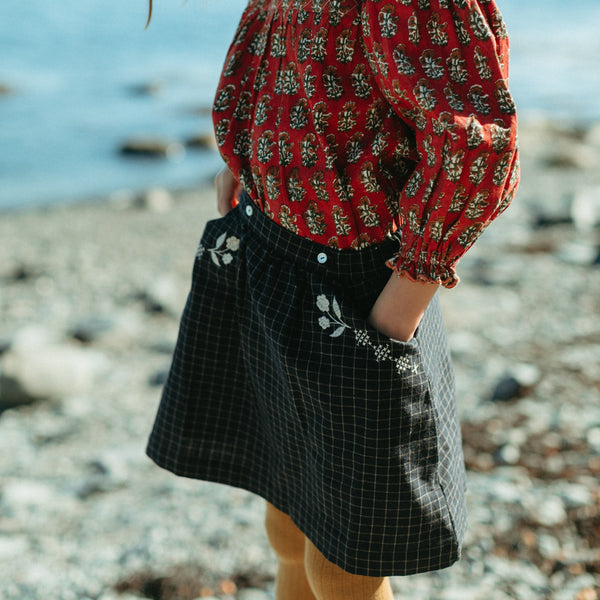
265, 501, 394, 600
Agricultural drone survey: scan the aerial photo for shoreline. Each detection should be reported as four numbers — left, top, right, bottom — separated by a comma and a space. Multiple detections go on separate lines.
1, 115, 599, 218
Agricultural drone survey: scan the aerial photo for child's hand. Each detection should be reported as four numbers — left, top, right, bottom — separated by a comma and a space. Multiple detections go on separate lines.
368, 274, 439, 342
215, 165, 242, 217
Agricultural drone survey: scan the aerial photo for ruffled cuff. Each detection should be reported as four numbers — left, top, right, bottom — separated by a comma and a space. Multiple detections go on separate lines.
386, 239, 460, 289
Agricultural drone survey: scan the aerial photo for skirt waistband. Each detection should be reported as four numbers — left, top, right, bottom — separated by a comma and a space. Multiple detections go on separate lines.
238, 191, 400, 282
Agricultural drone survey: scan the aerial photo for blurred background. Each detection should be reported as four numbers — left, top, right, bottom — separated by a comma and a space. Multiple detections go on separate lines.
0, 1, 599, 599
1, 0, 600, 210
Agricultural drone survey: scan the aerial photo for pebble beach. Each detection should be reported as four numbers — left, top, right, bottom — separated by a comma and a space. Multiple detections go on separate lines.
1, 118, 600, 600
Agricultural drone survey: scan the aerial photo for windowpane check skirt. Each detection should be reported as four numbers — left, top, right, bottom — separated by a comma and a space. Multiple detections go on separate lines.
146, 191, 468, 577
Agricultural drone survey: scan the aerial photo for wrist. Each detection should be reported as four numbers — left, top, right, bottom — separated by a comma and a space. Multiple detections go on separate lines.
367, 273, 439, 342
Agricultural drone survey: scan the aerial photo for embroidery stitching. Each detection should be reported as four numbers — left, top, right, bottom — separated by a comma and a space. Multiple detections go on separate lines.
198, 232, 240, 266
316, 294, 418, 375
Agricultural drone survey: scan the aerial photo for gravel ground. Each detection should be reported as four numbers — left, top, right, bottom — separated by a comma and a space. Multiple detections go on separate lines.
0, 119, 599, 600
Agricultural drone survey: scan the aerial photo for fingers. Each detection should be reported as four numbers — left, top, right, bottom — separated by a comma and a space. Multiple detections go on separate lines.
215, 165, 241, 217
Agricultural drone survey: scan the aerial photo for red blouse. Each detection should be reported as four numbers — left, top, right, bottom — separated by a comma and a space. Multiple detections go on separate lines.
212, 0, 520, 287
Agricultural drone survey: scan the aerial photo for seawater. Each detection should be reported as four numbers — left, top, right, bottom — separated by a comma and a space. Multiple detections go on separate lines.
0, 0, 599, 210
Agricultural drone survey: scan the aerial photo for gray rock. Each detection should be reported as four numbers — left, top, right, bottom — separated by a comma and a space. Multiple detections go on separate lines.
70, 316, 116, 343
0, 331, 109, 407
556, 241, 599, 266
490, 364, 541, 402
571, 186, 600, 231
136, 187, 174, 213
119, 138, 185, 161
0, 83, 13, 95
139, 275, 183, 316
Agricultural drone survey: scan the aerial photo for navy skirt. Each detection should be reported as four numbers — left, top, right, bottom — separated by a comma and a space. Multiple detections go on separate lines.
146, 191, 467, 577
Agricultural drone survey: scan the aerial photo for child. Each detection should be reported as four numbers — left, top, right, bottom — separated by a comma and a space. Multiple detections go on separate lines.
146, 1, 519, 598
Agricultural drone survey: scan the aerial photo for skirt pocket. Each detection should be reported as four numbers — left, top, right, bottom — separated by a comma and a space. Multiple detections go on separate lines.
304, 283, 441, 484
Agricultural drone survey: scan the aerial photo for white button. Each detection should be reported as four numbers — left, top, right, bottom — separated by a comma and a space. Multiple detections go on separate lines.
245, 205, 254, 217
317, 252, 328, 264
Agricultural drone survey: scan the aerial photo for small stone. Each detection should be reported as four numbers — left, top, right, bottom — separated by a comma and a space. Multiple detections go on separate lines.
571, 186, 600, 231
491, 376, 522, 402
537, 534, 561, 560
495, 444, 520, 465
70, 316, 116, 343
575, 589, 598, 600
137, 187, 174, 213
490, 364, 541, 402
0, 82, 13, 95
528, 496, 567, 527
587, 427, 600, 451
139, 276, 183, 316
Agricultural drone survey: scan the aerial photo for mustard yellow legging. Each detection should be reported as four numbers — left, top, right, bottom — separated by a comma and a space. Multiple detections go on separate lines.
265, 501, 394, 600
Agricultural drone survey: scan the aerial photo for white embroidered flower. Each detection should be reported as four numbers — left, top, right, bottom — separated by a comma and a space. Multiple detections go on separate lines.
318, 316, 331, 330
226, 236, 240, 251
221, 253, 233, 265
196, 244, 205, 259
316, 294, 330, 312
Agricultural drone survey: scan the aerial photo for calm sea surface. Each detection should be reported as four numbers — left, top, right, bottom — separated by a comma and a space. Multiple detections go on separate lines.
1, 0, 599, 210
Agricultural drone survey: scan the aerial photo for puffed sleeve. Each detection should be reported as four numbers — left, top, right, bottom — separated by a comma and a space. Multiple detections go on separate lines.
360, 0, 520, 288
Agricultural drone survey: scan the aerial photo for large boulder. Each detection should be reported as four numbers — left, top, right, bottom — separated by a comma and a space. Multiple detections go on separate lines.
0, 326, 109, 409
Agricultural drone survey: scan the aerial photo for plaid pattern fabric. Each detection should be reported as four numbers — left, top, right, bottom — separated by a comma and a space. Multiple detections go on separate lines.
146, 191, 467, 577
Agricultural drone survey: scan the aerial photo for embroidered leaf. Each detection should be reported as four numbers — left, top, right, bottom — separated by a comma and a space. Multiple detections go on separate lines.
330, 325, 347, 338
215, 232, 227, 249
210, 252, 220, 266
332, 297, 342, 319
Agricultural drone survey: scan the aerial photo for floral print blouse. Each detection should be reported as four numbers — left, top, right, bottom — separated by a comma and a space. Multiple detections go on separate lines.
212, 0, 520, 287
